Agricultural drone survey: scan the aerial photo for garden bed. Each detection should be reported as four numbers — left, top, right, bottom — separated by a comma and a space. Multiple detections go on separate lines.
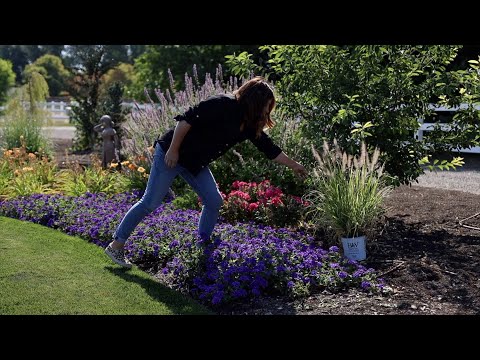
44, 138, 480, 314
214, 185, 480, 315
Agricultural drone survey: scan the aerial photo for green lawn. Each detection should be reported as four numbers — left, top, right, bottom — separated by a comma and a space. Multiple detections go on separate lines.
0, 216, 212, 315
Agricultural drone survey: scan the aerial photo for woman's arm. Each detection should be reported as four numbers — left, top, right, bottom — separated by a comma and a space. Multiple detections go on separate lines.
164, 120, 191, 168
273, 152, 307, 178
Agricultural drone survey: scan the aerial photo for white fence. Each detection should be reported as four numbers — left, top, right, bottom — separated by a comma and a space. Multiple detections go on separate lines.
42, 101, 70, 123
0, 101, 72, 124
0, 101, 147, 125
416, 104, 480, 154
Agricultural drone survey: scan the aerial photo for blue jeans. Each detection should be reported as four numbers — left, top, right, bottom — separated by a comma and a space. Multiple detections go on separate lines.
114, 143, 223, 244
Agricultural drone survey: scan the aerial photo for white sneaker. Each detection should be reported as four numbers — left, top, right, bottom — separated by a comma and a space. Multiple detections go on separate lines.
105, 244, 133, 268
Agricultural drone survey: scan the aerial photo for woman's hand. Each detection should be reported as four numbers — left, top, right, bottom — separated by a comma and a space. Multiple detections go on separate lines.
291, 163, 307, 179
165, 148, 179, 168
272, 152, 308, 179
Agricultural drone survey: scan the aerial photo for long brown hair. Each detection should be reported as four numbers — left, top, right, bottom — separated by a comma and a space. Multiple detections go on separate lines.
234, 76, 276, 138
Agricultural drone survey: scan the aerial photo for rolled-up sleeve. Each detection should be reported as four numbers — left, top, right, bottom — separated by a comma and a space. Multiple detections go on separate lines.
174, 96, 217, 127
249, 131, 283, 160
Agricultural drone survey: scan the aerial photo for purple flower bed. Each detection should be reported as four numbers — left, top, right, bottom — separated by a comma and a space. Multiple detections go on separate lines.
0, 191, 385, 306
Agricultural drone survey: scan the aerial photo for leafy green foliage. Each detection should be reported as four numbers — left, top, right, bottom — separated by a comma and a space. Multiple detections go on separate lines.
124, 65, 306, 195
224, 51, 260, 79
0, 139, 57, 199
66, 45, 120, 151
226, 45, 480, 185
0, 45, 66, 82
172, 187, 201, 211
100, 82, 129, 148
130, 45, 262, 100
305, 141, 393, 245
0, 58, 15, 105
55, 157, 128, 196
100, 63, 136, 101
419, 154, 465, 171
1, 71, 52, 155
23, 54, 71, 97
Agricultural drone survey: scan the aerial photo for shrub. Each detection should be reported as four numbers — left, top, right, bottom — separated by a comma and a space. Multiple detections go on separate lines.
1, 72, 52, 156
109, 152, 152, 192
122, 66, 305, 195
172, 187, 201, 211
0, 138, 57, 199
304, 140, 393, 245
55, 155, 128, 196
226, 45, 479, 185
220, 180, 307, 227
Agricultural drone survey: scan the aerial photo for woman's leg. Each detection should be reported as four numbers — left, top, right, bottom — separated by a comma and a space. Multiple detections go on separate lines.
113, 144, 179, 247
179, 166, 223, 240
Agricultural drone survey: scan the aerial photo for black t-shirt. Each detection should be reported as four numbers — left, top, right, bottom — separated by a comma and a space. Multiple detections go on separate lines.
157, 93, 282, 175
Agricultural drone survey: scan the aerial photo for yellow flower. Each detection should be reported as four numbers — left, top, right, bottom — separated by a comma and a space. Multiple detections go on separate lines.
121, 160, 130, 166
137, 167, 146, 173
128, 163, 137, 170
28, 153, 37, 160
109, 162, 119, 168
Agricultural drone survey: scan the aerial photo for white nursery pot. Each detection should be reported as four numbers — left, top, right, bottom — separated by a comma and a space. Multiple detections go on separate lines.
341, 235, 367, 261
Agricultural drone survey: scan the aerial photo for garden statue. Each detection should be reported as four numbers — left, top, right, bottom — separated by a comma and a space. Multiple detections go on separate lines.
94, 115, 120, 169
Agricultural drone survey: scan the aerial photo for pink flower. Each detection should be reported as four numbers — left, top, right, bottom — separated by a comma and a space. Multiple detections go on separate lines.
270, 197, 284, 206
264, 187, 283, 199
228, 190, 251, 201
232, 181, 249, 190
291, 195, 303, 203
248, 202, 259, 212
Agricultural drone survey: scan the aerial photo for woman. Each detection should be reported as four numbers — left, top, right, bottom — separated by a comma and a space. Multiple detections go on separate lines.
105, 76, 307, 268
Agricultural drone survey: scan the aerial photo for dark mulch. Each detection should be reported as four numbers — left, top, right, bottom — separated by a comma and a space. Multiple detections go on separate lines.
52, 138, 92, 168
216, 186, 480, 315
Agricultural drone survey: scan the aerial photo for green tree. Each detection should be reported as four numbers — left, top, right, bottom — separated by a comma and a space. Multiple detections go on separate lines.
0, 45, 64, 82
0, 58, 16, 105
131, 45, 262, 99
38, 45, 65, 58
65, 45, 120, 151
23, 54, 71, 97
100, 82, 128, 147
0, 46, 30, 82
226, 45, 480, 185
128, 45, 147, 62
1, 71, 51, 154
99, 63, 136, 100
